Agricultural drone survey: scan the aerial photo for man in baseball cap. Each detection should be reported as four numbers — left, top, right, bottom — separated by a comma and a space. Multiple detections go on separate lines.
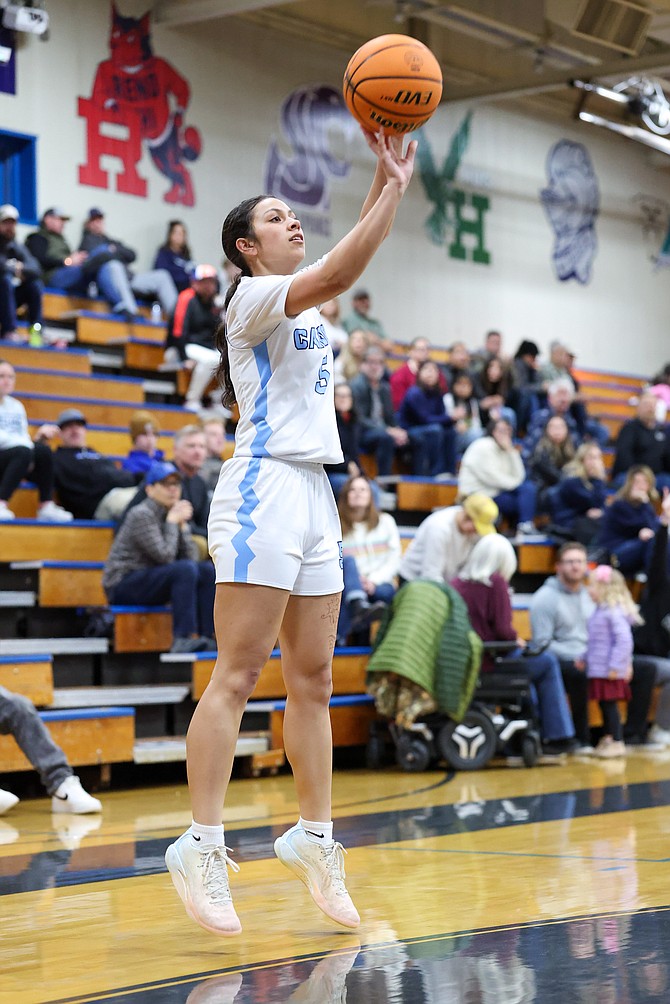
0, 203, 43, 343
399, 493, 499, 585
26, 207, 90, 297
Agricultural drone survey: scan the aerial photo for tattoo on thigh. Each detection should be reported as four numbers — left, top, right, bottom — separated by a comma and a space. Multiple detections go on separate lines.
322, 596, 340, 628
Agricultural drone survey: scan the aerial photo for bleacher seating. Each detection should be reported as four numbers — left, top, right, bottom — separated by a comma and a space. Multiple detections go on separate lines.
0, 300, 662, 783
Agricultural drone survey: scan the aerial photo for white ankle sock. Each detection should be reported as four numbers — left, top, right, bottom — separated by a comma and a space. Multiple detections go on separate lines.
190, 820, 225, 847
299, 816, 333, 845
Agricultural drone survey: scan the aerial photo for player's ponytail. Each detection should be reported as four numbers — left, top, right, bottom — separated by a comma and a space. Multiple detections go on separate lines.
215, 195, 269, 409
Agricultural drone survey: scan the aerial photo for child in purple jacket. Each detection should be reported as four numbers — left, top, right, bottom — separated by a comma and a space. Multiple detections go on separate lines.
585, 565, 642, 758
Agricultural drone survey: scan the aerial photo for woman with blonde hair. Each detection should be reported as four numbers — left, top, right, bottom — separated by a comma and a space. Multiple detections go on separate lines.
552, 441, 608, 544
338, 474, 401, 609
452, 533, 576, 752
597, 465, 661, 576
333, 328, 370, 383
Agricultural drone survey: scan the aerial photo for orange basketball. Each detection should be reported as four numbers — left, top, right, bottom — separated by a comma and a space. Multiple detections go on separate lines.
343, 34, 443, 135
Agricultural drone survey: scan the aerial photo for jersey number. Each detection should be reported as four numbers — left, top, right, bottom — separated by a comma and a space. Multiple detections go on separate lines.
315, 354, 330, 395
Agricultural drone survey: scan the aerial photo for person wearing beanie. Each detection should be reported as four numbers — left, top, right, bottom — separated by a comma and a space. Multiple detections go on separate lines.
122, 409, 164, 476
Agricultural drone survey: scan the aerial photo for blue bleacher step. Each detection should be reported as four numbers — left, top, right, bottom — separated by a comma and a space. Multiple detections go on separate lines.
133, 732, 270, 764
51, 685, 190, 709
0, 637, 109, 656
0, 591, 36, 607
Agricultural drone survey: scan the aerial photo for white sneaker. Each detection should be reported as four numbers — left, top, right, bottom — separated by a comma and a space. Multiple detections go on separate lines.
0, 503, 15, 521
0, 788, 19, 814
51, 775, 102, 814
165, 830, 242, 936
37, 501, 73, 523
274, 825, 360, 929
648, 724, 670, 747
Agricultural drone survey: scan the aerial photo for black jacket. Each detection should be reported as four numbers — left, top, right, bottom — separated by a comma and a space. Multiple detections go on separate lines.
54, 447, 138, 520
325, 410, 360, 476
79, 230, 136, 277
349, 375, 395, 430
0, 236, 41, 282
166, 288, 219, 360
634, 523, 670, 657
612, 419, 670, 479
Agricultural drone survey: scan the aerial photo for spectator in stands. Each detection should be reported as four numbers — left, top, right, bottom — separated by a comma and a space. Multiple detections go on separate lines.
541, 341, 608, 447
398, 494, 498, 584
472, 329, 508, 372
325, 382, 361, 500
200, 417, 226, 494
597, 465, 661, 576
121, 410, 164, 477
341, 288, 391, 348
338, 475, 401, 607
102, 460, 215, 654
511, 339, 543, 434
122, 424, 211, 558
529, 541, 656, 748
78, 208, 178, 320
443, 341, 472, 386
611, 391, 670, 490
26, 207, 125, 318
452, 534, 577, 753
528, 414, 576, 514
648, 362, 670, 421
633, 490, 670, 745
333, 328, 369, 383
350, 347, 409, 477
0, 205, 43, 345
552, 442, 608, 546
165, 264, 222, 413
53, 408, 139, 520
0, 359, 73, 522
153, 220, 196, 293
398, 359, 457, 477
390, 336, 447, 412
319, 297, 348, 356
458, 418, 537, 535
444, 370, 484, 456
0, 687, 102, 815
522, 378, 582, 464
473, 355, 518, 430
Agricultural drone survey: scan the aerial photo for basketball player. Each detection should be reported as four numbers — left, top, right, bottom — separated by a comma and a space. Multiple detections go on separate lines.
165, 130, 416, 936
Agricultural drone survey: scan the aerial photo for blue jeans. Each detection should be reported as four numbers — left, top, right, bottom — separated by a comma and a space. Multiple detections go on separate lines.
504, 649, 575, 742
494, 480, 537, 524
407, 423, 457, 476
0, 686, 72, 794
49, 258, 129, 307
108, 559, 215, 638
337, 556, 394, 641
0, 274, 43, 333
611, 537, 655, 576
359, 426, 396, 477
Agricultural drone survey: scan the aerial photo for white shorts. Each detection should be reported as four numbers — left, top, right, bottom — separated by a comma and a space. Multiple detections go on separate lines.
208, 456, 344, 595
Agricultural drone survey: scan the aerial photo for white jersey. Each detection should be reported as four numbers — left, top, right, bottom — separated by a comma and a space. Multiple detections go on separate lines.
226, 261, 343, 465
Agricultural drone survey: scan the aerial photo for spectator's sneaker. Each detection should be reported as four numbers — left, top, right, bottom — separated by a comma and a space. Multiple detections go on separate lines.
37, 501, 73, 523
0, 502, 15, 521
51, 775, 102, 814
0, 789, 19, 815
516, 521, 538, 536
170, 636, 210, 654
274, 825, 360, 929
165, 831, 242, 936
648, 724, 670, 747
593, 738, 626, 759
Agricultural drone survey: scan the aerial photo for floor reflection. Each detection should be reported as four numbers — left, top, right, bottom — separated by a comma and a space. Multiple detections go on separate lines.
93, 910, 670, 1003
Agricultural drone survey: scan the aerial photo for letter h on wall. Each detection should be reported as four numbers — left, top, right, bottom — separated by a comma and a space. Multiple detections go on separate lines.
77, 96, 147, 197
448, 190, 491, 265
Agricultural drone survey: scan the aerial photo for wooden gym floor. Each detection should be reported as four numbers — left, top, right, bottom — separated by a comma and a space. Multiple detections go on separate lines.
2, 751, 670, 1003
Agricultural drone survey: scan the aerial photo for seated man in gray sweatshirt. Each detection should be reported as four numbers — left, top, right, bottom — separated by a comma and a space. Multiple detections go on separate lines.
529, 541, 656, 748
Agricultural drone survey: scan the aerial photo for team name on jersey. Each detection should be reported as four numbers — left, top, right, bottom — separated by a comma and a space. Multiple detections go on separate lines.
293, 324, 329, 351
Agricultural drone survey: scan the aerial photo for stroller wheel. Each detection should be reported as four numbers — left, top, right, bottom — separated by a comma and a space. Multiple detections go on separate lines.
521, 733, 540, 768
395, 734, 432, 772
438, 710, 497, 771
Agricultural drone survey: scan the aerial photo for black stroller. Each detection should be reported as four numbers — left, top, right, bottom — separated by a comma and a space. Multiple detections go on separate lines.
367, 641, 543, 772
